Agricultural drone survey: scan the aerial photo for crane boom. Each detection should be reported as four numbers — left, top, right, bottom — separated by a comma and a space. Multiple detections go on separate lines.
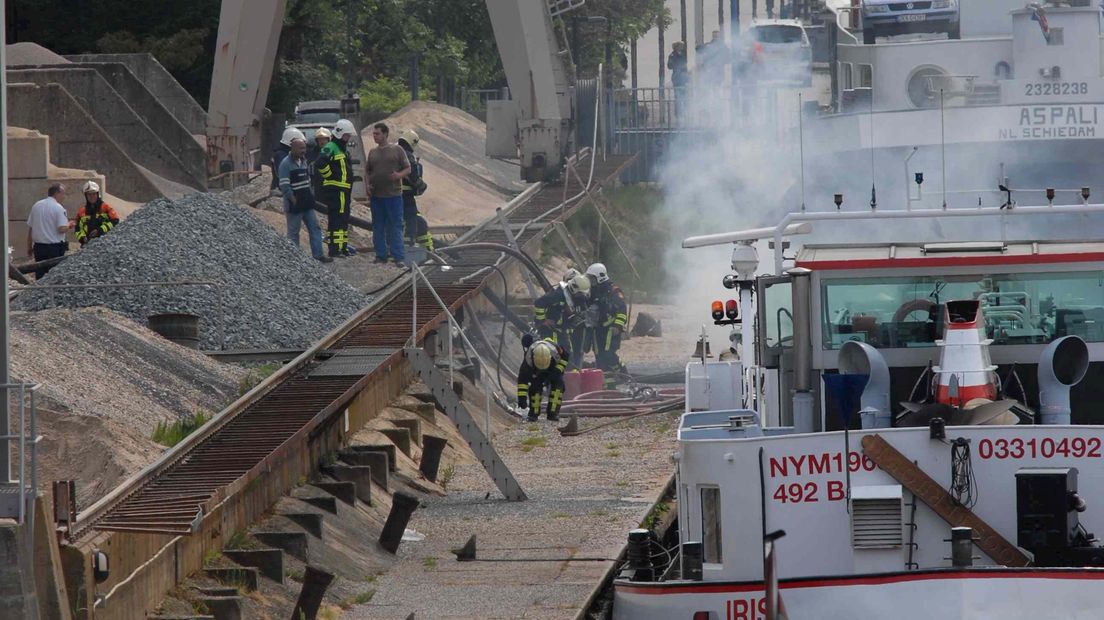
206, 0, 288, 178
485, 0, 577, 182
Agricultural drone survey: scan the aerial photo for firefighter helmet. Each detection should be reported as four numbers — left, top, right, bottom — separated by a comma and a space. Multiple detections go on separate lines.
566, 273, 591, 298
586, 263, 609, 285
333, 119, 356, 140
399, 129, 420, 148
563, 267, 580, 282
315, 127, 332, 141
530, 341, 555, 371
82, 180, 101, 195
280, 126, 306, 146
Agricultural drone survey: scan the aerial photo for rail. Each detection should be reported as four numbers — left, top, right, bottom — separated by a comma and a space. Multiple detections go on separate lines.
0, 382, 40, 527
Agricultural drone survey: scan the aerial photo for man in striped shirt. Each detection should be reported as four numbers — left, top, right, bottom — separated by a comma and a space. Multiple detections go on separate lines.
278, 136, 331, 263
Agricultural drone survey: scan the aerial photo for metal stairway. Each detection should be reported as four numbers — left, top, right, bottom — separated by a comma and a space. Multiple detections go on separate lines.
405, 348, 527, 501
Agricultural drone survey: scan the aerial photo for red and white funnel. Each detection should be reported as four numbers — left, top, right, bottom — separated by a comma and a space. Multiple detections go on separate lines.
933, 300, 998, 406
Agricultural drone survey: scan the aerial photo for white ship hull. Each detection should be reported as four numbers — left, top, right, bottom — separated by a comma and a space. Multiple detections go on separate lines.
614, 569, 1104, 619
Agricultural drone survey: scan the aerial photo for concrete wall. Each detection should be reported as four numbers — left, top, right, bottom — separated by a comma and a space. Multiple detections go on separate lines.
0, 518, 40, 620
7, 68, 204, 190
65, 53, 207, 135
7, 83, 161, 202
49, 62, 206, 189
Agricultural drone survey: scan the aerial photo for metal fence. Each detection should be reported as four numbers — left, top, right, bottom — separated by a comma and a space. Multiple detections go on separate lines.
459, 88, 510, 121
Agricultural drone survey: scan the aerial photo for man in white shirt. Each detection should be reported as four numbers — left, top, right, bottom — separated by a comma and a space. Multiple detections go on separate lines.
26, 183, 72, 279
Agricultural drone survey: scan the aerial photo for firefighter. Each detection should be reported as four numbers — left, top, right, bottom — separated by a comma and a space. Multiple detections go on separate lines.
74, 181, 120, 247
586, 263, 628, 387
308, 127, 332, 197
316, 119, 355, 257
534, 272, 591, 360
516, 337, 568, 422
397, 129, 434, 251
562, 267, 591, 369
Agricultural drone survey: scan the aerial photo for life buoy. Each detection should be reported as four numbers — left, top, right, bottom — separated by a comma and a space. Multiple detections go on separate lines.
893, 299, 937, 324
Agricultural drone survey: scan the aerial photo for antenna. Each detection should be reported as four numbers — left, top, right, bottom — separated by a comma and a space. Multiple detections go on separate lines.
798, 92, 806, 212
869, 94, 877, 209
940, 88, 947, 210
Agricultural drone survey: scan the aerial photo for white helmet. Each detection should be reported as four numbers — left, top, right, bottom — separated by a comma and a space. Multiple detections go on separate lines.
280, 126, 306, 146
333, 119, 356, 140
563, 267, 580, 282
586, 262, 609, 285
315, 127, 332, 141
399, 129, 420, 148
82, 180, 101, 194
566, 273, 591, 298
529, 341, 556, 371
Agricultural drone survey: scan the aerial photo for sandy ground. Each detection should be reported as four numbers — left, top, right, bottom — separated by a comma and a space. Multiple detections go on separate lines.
8, 307, 245, 508
347, 378, 678, 620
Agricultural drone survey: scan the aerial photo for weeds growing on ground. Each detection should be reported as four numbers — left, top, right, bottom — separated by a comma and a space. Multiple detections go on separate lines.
520, 436, 547, 452
225, 529, 259, 550
422, 557, 438, 570
438, 463, 456, 489
239, 362, 282, 395
151, 411, 212, 447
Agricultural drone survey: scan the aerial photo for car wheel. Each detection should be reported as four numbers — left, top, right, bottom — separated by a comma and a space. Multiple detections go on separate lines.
863, 28, 876, 45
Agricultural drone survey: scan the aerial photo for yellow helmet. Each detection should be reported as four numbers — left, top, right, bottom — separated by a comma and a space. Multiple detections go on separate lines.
531, 341, 555, 370
315, 127, 332, 141
399, 129, 420, 148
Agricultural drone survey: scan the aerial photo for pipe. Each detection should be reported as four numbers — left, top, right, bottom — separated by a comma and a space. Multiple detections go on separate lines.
15, 255, 65, 274
789, 268, 815, 432
839, 341, 891, 428
1038, 335, 1088, 425
1, 8, 11, 488
419, 435, 448, 482
436, 243, 553, 291
378, 491, 420, 554
289, 565, 335, 620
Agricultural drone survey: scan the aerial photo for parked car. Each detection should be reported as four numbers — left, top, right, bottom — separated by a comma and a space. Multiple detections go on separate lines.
861, 0, 961, 44
739, 20, 813, 86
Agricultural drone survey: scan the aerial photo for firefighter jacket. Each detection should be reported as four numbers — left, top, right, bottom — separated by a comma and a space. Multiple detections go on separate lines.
591, 283, 628, 331
534, 284, 581, 338
399, 142, 425, 199
75, 200, 120, 245
315, 140, 351, 191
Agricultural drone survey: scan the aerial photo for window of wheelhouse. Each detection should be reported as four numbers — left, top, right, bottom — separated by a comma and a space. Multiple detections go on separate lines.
820, 270, 1104, 349
701, 486, 723, 563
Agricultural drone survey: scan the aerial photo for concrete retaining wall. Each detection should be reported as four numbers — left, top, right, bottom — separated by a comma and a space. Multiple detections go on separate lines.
7, 68, 203, 190
47, 62, 206, 190
65, 54, 207, 136
69, 358, 414, 620
7, 83, 161, 202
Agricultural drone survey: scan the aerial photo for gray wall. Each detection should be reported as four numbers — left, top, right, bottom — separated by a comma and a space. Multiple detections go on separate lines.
7, 82, 163, 202
7, 68, 204, 190
51, 62, 207, 189
66, 53, 208, 135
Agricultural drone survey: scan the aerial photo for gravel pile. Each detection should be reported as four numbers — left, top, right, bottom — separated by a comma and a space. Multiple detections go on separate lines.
14, 194, 369, 349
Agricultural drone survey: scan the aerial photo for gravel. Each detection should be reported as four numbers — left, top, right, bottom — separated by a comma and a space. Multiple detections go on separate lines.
14, 193, 369, 349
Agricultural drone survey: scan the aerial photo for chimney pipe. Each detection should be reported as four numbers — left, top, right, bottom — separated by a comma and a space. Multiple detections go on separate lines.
788, 268, 815, 433
1038, 336, 1088, 425
840, 341, 891, 428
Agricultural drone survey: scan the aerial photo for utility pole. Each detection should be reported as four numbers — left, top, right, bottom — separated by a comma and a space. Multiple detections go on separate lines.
680, 0, 688, 43
1, 0, 14, 502
658, 12, 665, 89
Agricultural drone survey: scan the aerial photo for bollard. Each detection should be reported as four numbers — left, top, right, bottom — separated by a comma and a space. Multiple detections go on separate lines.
683, 541, 703, 580
951, 527, 974, 568
626, 529, 654, 581
379, 492, 421, 554
289, 565, 335, 620
419, 435, 449, 482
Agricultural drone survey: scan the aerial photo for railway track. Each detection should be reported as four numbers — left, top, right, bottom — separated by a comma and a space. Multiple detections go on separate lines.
73, 152, 633, 539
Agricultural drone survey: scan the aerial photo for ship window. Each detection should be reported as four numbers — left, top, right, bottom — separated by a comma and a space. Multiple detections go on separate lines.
840, 62, 854, 91
857, 64, 873, 89
821, 270, 1104, 349
701, 486, 723, 563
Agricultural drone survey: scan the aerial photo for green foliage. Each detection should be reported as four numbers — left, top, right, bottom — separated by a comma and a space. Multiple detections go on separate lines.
202, 548, 221, 567
151, 411, 212, 447
239, 362, 282, 396
438, 463, 456, 490
422, 557, 438, 570
520, 436, 547, 452
225, 529, 260, 551
359, 77, 413, 114
642, 501, 671, 531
